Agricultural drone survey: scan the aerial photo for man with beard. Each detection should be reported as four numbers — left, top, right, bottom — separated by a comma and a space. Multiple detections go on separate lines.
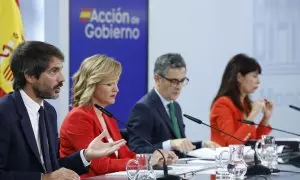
0, 41, 126, 180
127, 53, 219, 157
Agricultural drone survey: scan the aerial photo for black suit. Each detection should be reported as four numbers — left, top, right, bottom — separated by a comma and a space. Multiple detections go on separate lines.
0, 91, 88, 180
127, 89, 201, 156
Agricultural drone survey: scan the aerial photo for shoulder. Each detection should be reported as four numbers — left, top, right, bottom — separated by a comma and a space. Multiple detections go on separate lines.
0, 92, 19, 115
133, 92, 153, 110
0, 94, 12, 109
212, 96, 236, 110
61, 106, 95, 128
44, 100, 56, 114
67, 106, 93, 119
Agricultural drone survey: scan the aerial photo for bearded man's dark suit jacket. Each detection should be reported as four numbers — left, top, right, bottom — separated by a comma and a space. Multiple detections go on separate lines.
0, 91, 88, 180
127, 89, 202, 157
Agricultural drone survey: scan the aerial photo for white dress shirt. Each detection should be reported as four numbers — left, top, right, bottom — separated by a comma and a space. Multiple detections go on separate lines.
20, 90, 90, 170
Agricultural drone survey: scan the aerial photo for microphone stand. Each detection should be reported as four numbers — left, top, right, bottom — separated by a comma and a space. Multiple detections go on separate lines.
94, 104, 180, 180
289, 105, 300, 112
239, 120, 300, 137
183, 114, 272, 175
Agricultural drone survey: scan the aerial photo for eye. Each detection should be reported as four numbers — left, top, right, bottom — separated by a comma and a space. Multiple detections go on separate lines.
50, 68, 58, 74
105, 81, 118, 86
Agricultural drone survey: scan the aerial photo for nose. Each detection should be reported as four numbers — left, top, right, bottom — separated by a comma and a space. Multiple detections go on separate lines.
58, 70, 65, 82
113, 84, 119, 92
257, 77, 260, 84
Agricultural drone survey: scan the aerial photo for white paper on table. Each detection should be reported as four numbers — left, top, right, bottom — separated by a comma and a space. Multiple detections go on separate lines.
187, 146, 254, 160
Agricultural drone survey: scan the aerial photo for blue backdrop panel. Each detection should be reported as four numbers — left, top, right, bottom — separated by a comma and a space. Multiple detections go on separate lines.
70, 0, 148, 126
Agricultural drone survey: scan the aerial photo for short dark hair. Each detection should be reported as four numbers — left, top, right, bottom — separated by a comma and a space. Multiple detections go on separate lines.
10, 41, 64, 90
211, 53, 262, 112
154, 53, 186, 76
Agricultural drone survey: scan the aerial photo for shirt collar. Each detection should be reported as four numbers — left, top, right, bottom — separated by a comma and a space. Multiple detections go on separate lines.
20, 89, 44, 113
154, 88, 173, 108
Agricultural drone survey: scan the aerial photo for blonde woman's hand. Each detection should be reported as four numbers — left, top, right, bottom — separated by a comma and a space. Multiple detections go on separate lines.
84, 130, 127, 161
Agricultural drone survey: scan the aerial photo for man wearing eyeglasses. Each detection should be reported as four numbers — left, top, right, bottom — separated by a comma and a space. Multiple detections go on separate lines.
127, 53, 219, 157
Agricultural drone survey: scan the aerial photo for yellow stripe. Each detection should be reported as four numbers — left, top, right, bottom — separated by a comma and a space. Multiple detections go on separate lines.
80, 11, 91, 19
0, 0, 24, 95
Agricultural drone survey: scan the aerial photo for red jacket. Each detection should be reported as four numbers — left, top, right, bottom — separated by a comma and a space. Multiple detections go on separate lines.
59, 106, 135, 178
210, 96, 272, 147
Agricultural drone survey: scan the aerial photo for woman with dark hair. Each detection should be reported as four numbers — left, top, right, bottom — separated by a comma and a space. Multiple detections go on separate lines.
210, 54, 272, 147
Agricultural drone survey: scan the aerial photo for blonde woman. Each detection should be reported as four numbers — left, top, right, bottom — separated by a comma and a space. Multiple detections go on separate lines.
59, 55, 177, 178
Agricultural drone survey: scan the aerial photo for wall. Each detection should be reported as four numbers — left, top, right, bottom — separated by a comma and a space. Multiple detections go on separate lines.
149, 0, 300, 141
19, 0, 70, 128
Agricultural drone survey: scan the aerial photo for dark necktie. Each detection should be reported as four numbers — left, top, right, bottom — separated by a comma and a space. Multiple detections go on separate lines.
39, 106, 52, 172
167, 102, 182, 138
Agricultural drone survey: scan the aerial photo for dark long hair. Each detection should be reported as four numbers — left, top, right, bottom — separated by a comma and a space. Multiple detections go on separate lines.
211, 53, 262, 113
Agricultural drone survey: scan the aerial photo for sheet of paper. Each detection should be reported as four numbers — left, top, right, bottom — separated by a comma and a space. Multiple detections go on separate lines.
187, 146, 254, 160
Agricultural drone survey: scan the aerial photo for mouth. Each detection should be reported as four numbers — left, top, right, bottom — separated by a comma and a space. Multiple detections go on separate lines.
54, 84, 63, 93
54, 87, 61, 93
110, 94, 116, 98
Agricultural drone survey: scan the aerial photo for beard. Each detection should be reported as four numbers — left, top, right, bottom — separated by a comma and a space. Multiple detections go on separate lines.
32, 82, 63, 99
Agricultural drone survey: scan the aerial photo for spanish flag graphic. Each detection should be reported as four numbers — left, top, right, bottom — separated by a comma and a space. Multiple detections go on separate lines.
80, 8, 92, 22
0, 0, 24, 97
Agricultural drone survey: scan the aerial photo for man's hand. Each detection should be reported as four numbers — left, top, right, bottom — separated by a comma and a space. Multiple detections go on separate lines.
202, 140, 220, 149
84, 130, 127, 161
152, 150, 178, 167
41, 168, 79, 180
170, 138, 195, 153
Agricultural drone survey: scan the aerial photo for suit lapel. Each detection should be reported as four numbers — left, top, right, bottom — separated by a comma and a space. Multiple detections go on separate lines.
150, 89, 177, 138
13, 91, 42, 165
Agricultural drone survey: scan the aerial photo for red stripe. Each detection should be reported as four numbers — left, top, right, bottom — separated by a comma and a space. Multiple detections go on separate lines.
4, 66, 10, 75
80, 18, 90, 22
81, 8, 92, 12
0, 88, 6, 97
7, 72, 14, 81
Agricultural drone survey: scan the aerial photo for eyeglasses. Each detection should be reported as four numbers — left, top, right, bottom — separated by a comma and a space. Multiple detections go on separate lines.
159, 74, 189, 86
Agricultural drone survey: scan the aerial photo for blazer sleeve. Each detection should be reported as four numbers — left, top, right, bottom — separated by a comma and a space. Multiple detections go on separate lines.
256, 121, 272, 139
61, 111, 132, 174
127, 103, 162, 153
211, 98, 256, 145
58, 152, 88, 175
0, 112, 42, 180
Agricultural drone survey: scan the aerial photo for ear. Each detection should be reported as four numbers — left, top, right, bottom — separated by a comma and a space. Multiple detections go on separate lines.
154, 74, 159, 82
237, 72, 244, 83
24, 73, 37, 84
154, 74, 161, 86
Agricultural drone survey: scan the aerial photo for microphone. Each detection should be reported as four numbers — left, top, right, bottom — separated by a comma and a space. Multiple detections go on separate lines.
183, 114, 245, 143
94, 104, 180, 180
289, 105, 300, 112
183, 114, 272, 175
238, 120, 300, 136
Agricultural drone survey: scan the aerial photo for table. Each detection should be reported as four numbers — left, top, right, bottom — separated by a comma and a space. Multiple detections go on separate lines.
86, 164, 300, 180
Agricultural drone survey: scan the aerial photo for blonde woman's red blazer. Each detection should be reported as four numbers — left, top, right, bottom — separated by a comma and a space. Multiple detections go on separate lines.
60, 106, 135, 178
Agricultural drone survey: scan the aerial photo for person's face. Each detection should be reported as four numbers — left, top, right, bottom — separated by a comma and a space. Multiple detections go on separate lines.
155, 67, 187, 101
238, 71, 260, 95
30, 57, 64, 99
92, 77, 119, 107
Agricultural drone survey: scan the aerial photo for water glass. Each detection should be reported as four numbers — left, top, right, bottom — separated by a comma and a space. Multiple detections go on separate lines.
255, 135, 278, 169
126, 154, 156, 180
